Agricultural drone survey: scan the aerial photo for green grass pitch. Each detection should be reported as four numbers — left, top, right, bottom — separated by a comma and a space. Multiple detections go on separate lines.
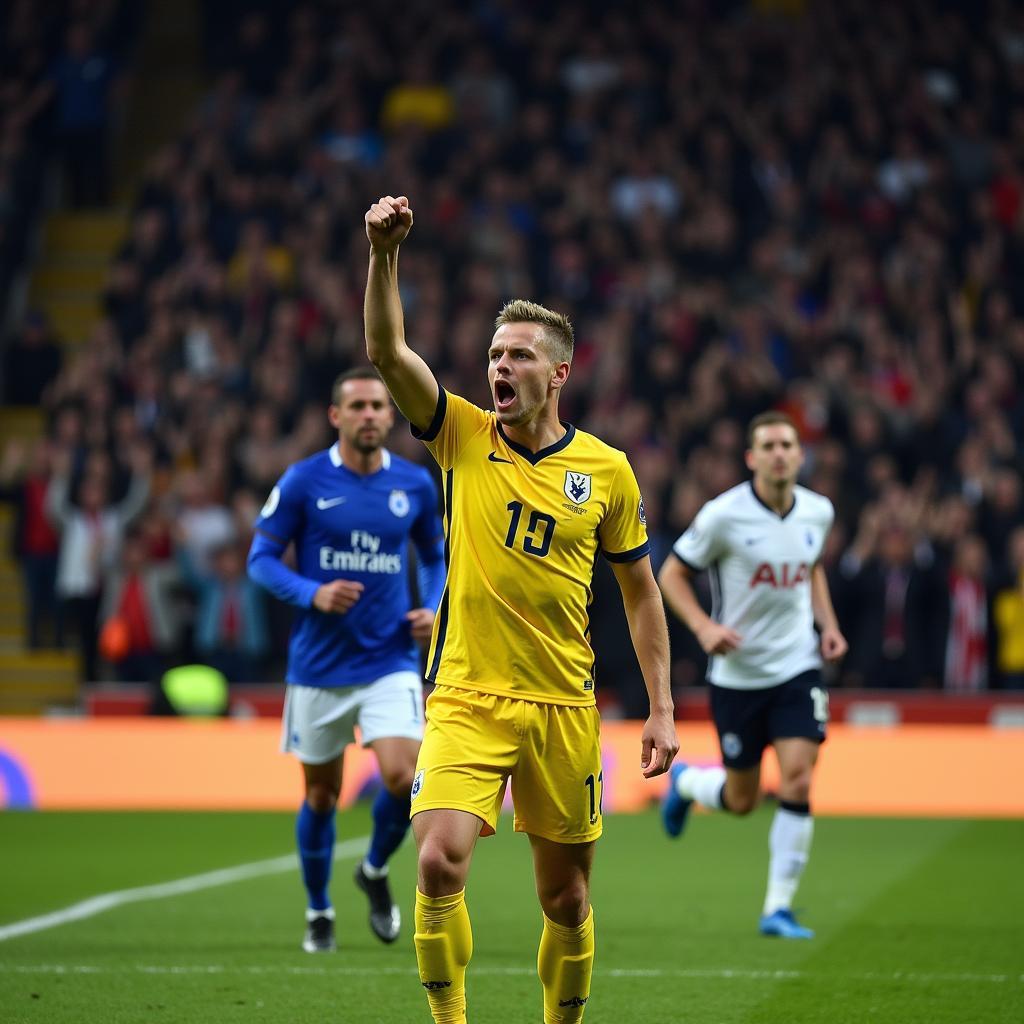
1, 806, 1021, 1023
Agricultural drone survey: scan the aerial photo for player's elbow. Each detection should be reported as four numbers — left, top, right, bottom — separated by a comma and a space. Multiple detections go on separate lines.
365, 336, 402, 370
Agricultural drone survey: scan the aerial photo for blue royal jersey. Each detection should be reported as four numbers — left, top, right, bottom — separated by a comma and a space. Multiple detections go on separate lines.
252, 443, 444, 687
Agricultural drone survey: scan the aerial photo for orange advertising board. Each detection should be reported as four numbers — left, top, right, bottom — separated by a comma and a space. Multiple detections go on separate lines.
0, 718, 1021, 816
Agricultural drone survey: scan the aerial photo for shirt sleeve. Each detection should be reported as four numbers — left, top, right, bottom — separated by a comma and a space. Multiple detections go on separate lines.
599, 454, 651, 562
246, 531, 319, 609
672, 501, 724, 571
253, 465, 304, 543
815, 497, 836, 563
411, 387, 489, 471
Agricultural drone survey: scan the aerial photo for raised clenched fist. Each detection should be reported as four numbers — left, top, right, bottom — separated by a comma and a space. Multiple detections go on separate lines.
365, 195, 413, 253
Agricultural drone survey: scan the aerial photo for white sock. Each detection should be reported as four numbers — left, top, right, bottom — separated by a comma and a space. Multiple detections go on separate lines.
306, 906, 335, 921
361, 858, 389, 880
762, 806, 814, 915
675, 765, 726, 810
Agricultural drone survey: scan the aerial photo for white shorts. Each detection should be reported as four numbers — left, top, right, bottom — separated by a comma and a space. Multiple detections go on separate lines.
280, 671, 425, 765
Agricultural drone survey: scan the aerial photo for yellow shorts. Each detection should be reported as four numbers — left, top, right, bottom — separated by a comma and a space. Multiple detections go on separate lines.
411, 685, 603, 843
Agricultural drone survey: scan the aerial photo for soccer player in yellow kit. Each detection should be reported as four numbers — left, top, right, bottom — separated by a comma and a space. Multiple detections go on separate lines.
364, 195, 678, 1024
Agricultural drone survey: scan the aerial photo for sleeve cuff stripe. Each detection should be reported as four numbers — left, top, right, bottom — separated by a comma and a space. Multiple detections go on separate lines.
411, 386, 447, 442
253, 526, 288, 548
603, 541, 651, 563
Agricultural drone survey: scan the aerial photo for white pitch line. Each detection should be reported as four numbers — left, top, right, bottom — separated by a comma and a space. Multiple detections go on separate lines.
0, 964, 1019, 985
0, 835, 368, 943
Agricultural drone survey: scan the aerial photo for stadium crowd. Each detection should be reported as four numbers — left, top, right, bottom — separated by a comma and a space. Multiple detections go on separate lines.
2, 0, 1024, 706
0, 0, 138, 311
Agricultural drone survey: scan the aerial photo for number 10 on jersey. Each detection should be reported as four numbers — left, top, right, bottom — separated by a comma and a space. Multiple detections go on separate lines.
505, 501, 556, 557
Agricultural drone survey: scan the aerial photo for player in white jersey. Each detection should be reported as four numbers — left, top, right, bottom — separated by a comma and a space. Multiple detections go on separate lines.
658, 411, 848, 939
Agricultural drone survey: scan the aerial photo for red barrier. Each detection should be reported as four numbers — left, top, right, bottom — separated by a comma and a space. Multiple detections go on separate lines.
1, 718, 1021, 816
85, 684, 1024, 726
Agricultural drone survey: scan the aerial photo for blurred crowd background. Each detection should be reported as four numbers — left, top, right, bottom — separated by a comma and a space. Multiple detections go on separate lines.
2, 0, 1023, 713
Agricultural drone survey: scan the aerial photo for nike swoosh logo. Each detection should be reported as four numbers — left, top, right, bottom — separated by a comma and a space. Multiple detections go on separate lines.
487, 451, 514, 464
316, 496, 348, 510
745, 537, 763, 545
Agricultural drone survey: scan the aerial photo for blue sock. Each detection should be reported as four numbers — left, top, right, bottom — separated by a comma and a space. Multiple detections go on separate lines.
366, 787, 411, 870
296, 801, 335, 911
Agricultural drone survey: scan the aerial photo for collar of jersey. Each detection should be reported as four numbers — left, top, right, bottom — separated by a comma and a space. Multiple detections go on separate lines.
329, 442, 391, 473
496, 422, 575, 465
748, 480, 796, 519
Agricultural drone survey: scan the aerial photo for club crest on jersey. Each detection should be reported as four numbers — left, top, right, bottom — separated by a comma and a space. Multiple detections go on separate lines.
411, 769, 424, 800
564, 471, 592, 505
388, 489, 410, 517
260, 486, 280, 518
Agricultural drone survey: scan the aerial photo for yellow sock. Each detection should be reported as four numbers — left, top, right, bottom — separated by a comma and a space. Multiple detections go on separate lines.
537, 906, 595, 1024
414, 889, 473, 1024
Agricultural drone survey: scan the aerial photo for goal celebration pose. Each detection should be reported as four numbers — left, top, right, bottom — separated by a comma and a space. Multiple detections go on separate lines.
364, 193, 678, 1023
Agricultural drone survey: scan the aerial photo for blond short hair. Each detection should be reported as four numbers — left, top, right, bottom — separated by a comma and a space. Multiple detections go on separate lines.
494, 299, 574, 364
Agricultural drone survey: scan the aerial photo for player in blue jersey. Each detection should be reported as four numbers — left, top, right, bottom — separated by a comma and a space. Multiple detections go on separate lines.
247, 367, 445, 953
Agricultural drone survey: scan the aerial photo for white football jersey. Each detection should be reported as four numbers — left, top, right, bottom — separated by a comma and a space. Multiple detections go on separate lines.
672, 482, 834, 690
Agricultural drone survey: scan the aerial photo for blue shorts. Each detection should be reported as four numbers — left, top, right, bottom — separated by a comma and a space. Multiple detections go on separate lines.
709, 670, 828, 770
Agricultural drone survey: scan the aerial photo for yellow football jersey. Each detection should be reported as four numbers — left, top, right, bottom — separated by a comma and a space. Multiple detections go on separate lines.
416, 388, 650, 706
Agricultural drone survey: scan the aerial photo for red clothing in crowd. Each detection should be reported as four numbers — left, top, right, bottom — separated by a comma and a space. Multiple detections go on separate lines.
118, 575, 154, 654
22, 477, 60, 556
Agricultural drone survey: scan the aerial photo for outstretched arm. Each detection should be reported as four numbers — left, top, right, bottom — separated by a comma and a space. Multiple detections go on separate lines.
611, 556, 679, 778
364, 195, 439, 433
114, 444, 154, 527
43, 455, 73, 529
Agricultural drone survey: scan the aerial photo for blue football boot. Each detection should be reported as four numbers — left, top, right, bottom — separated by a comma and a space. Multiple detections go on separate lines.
759, 909, 814, 939
661, 762, 693, 838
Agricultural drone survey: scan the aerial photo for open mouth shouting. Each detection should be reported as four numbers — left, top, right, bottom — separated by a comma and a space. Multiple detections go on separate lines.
494, 378, 517, 413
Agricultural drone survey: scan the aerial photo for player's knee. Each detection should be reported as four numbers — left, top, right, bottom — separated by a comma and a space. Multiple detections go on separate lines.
305, 781, 339, 814
724, 788, 758, 816
381, 764, 417, 798
537, 880, 590, 927
780, 768, 813, 803
417, 837, 470, 892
